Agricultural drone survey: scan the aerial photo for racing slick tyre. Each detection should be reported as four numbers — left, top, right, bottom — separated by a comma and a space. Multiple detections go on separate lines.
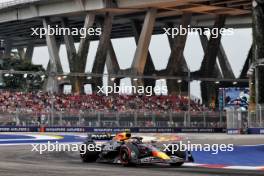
119, 146, 135, 167
80, 142, 100, 163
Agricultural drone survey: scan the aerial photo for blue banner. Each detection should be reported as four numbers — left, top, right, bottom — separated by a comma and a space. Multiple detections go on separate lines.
0, 126, 226, 133
247, 128, 264, 134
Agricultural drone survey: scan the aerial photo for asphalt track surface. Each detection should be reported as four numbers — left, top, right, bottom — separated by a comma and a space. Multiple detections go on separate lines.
0, 134, 264, 176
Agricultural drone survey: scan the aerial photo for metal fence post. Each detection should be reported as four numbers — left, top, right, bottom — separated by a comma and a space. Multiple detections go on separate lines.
203, 111, 206, 127
232, 108, 235, 129
60, 112, 62, 126
97, 112, 101, 127
247, 109, 251, 128
219, 111, 222, 127
78, 111, 82, 126
184, 112, 187, 127
259, 104, 263, 127
169, 112, 173, 127
238, 110, 241, 129
15, 109, 19, 126
134, 112, 138, 127
116, 113, 120, 126
47, 108, 50, 126
152, 113, 156, 127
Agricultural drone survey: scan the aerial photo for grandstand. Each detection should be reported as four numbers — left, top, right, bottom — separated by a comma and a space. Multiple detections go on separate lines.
0, 91, 221, 127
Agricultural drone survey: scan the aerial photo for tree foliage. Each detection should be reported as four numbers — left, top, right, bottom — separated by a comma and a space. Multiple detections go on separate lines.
0, 58, 45, 91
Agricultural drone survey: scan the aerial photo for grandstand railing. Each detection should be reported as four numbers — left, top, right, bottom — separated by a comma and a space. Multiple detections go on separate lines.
226, 105, 264, 129
226, 108, 248, 129
0, 110, 226, 128
248, 104, 264, 128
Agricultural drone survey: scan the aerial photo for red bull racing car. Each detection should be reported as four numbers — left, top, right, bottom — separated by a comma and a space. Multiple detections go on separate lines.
80, 132, 193, 167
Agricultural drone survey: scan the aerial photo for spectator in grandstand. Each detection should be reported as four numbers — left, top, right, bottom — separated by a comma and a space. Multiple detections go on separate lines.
0, 91, 208, 114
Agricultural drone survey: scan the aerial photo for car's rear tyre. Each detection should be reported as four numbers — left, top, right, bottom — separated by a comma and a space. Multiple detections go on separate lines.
119, 147, 135, 167
80, 142, 99, 163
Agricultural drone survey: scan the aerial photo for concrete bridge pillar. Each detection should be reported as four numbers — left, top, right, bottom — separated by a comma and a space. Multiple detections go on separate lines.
199, 34, 223, 78
43, 17, 63, 93
253, 0, 264, 104
240, 46, 252, 79
106, 41, 120, 89
131, 9, 157, 90
218, 44, 235, 79
131, 20, 156, 93
199, 15, 226, 107
92, 13, 113, 92
166, 14, 191, 96
44, 43, 62, 94
199, 34, 223, 109
199, 34, 234, 79
62, 14, 95, 94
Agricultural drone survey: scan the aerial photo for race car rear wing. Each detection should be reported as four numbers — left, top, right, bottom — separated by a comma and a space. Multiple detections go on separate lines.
86, 133, 115, 141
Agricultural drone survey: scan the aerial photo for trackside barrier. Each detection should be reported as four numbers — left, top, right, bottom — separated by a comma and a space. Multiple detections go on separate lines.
226, 128, 243, 134
0, 110, 226, 128
0, 127, 38, 132
226, 108, 248, 134
249, 104, 264, 128
0, 127, 226, 133
247, 128, 264, 134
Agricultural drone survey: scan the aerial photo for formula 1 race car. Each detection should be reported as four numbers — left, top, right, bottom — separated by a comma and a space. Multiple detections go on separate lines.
80, 132, 193, 167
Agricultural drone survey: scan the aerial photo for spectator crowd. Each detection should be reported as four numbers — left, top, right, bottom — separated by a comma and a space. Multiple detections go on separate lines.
0, 91, 208, 114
